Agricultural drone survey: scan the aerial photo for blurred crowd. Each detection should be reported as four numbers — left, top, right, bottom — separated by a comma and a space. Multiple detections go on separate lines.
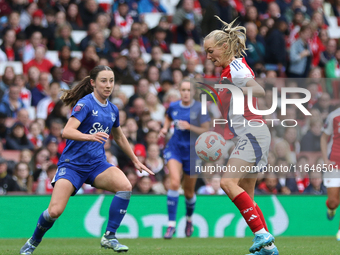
0, 0, 340, 196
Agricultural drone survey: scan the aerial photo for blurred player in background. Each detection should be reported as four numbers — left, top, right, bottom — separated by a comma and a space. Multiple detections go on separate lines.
159, 79, 210, 239
20, 65, 153, 255
203, 17, 278, 255
321, 107, 340, 240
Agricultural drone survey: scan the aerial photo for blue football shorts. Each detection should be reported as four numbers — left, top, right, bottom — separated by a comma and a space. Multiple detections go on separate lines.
52, 161, 114, 195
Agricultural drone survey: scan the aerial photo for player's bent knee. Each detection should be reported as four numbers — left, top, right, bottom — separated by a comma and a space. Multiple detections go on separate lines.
184, 191, 195, 199
121, 182, 132, 192
48, 207, 63, 219
328, 198, 339, 209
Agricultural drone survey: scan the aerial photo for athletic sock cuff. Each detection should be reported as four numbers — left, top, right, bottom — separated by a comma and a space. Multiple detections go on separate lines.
185, 194, 196, 204
115, 191, 132, 200
43, 209, 57, 222
168, 189, 179, 197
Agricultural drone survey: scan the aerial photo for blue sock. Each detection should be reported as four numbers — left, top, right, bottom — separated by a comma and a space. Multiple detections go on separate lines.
185, 194, 196, 220
32, 209, 57, 243
106, 191, 131, 234
167, 189, 179, 223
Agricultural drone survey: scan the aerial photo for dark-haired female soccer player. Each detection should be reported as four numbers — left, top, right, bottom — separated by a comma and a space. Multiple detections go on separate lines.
20, 65, 153, 254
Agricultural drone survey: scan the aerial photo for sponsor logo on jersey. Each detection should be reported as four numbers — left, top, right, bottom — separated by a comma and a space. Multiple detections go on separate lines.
89, 122, 110, 134
111, 112, 116, 123
92, 110, 98, 116
173, 111, 178, 116
74, 103, 84, 112
190, 111, 197, 119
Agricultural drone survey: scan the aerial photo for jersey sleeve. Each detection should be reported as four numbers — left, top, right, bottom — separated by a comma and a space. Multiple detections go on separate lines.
166, 103, 173, 120
112, 106, 120, 128
71, 101, 90, 123
323, 113, 334, 135
230, 61, 254, 87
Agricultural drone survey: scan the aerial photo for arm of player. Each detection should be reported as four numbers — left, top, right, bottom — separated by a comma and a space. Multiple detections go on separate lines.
241, 79, 265, 98
186, 121, 210, 135
320, 132, 331, 166
62, 117, 109, 143
111, 126, 154, 175
159, 114, 172, 138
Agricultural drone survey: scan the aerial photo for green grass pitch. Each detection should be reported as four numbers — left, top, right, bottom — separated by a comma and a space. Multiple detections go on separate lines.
2, 237, 339, 255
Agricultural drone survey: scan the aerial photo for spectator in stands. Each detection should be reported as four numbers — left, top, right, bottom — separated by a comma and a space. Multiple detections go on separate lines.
256, 172, 279, 194
313, 92, 333, 122
79, 0, 104, 29
54, 23, 79, 51
25, 9, 46, 40
245, 22, 265, 69
66, 3, 84, 30
36, 81, 61, 120
158, 79, 174, 103
5, 122, 34, 151
183, 57, 198, 78
19, 149, 33, 166
14, 75, 31, 109
46, 118, 66, 154
180, 38, 199, 64
145, 92, 165, 123
177, 18, 201, 45
303, 171, 327, 195
20, 2, 38, 31
284, 126, 301, 157
0, 29, 20, 61
26, 66, 40, 91
43, 8, 57, 50
201, 0, 237, 36
89, 31, 112, 61
130, 57, 147, 82
96, 13, 111, 38
50, 65, 68, 91
125, 118, 144, 144
113, 54, 135, 84
107, 26, 129, 58
133, 176, 155, 194
29, 147, 52, 191
27, 121, 44, 149
145, 143, 164, 181
325, 47, 340, 80
138, 0, 167, 14
288, 24, 312, 77
0, 157, 21, 194
242, 6, 262, 28
160, 57, 182, 82
45, 136, 60, 165
81, 45, 99, 72
0, 66, 15, 93
197, 174, 225, 195
59, 45, 72, 72
151, 27, 171, 53
125, 168, 138, 190
13, 162, 30, 192
62, 57, 81, 86
23, 31, 43, 64
147, 65, 161, 94
35, 164, 57, 194
7, 11, 21, 35
276, 157, 299, 194
79, 22, 99, 51
173, 0, 201, 28
148, 46, 166, 71
23, 45, 54, 75
202, 59, 217, 79
0, 85, 26, 118
149, 16, 172, 46
126, 22, 151, 53
105, 148, 119, 167
31, 72, 49, 107
112, 0, 134, 38
46, 100, 70, 129
172, 68, 184, 89
128, 78, 150, 107
333, 0, 340, 17
301, 119, 322, 151
319, 39, 336, 68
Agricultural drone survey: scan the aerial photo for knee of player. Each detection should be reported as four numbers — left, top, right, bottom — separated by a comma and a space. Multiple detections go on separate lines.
120, 181, 132, 192
48, 207, 63, 219
170, 180, 181, 191
220, 178, 236, 191
184, 190, 195, 199
328, 198, 340, 209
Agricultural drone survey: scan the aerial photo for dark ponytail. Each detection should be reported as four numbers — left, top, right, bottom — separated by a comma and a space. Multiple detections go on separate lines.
60, 65, 113, 107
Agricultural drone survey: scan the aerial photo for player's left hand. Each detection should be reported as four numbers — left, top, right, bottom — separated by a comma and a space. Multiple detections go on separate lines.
177, 120, 190, 130
133, 160, 155, 175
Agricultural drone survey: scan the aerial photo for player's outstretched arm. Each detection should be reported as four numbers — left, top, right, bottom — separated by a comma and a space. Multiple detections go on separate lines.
188, 121, 210, 135
111, 126, 154, 175
159, 115, 172, 138
62, 117, 109, 143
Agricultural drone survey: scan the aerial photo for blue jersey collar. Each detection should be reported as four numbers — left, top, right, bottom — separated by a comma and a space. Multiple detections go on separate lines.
91, 92, 108, 107
180, 99, 195, 108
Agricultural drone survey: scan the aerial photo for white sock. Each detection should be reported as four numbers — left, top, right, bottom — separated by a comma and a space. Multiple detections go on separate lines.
186, 216, 192, 221
255, 228, 268, 235
264, 243, 276, 250
168, 221, 176, 227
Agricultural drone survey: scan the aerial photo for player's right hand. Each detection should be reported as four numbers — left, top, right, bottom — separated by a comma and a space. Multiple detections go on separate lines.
90, 132, 109, 143
159, 127, 167, 138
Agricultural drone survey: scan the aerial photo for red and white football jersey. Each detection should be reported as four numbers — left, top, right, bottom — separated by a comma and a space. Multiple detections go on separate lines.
218, 58, 265, 140
323, 107, 340, 165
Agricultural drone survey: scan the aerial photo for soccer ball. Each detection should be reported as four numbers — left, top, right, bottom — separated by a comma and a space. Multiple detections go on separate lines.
195, 131, 227, 162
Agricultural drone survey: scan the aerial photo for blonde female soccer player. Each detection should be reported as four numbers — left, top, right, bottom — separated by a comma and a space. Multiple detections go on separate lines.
203, 17, 278, 255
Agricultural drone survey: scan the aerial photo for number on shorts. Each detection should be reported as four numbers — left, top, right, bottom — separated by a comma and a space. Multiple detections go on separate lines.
237, 139, 248, 150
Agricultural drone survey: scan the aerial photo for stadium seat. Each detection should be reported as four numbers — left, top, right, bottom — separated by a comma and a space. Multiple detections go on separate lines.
170, 44, 186, 57
143, 13, 163, 29
195, 64, 203, 73
142, 53, 151, 63
2, 150, 21, 162
162, 54, 173, 64
160, 0, 180, 15
0, 61, 23, 75
45, 51, 60, 65
71, 51, 83, 59
327, 16, 340, 38
120, 85, 135, 98
71, 30, 88, 44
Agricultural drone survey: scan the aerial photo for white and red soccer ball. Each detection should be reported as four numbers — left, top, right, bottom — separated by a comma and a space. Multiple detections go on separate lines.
195, 131, 227, 162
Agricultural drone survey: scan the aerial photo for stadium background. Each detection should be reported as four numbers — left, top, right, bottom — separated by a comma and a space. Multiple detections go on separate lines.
1, 0, 340, 245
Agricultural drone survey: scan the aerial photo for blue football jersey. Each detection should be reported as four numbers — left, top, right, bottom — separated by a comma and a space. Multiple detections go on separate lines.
166, 100, 210, 146
58, 93, 120, 166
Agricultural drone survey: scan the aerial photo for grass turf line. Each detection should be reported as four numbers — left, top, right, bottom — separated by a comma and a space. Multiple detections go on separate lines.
2, 237, 339, 255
